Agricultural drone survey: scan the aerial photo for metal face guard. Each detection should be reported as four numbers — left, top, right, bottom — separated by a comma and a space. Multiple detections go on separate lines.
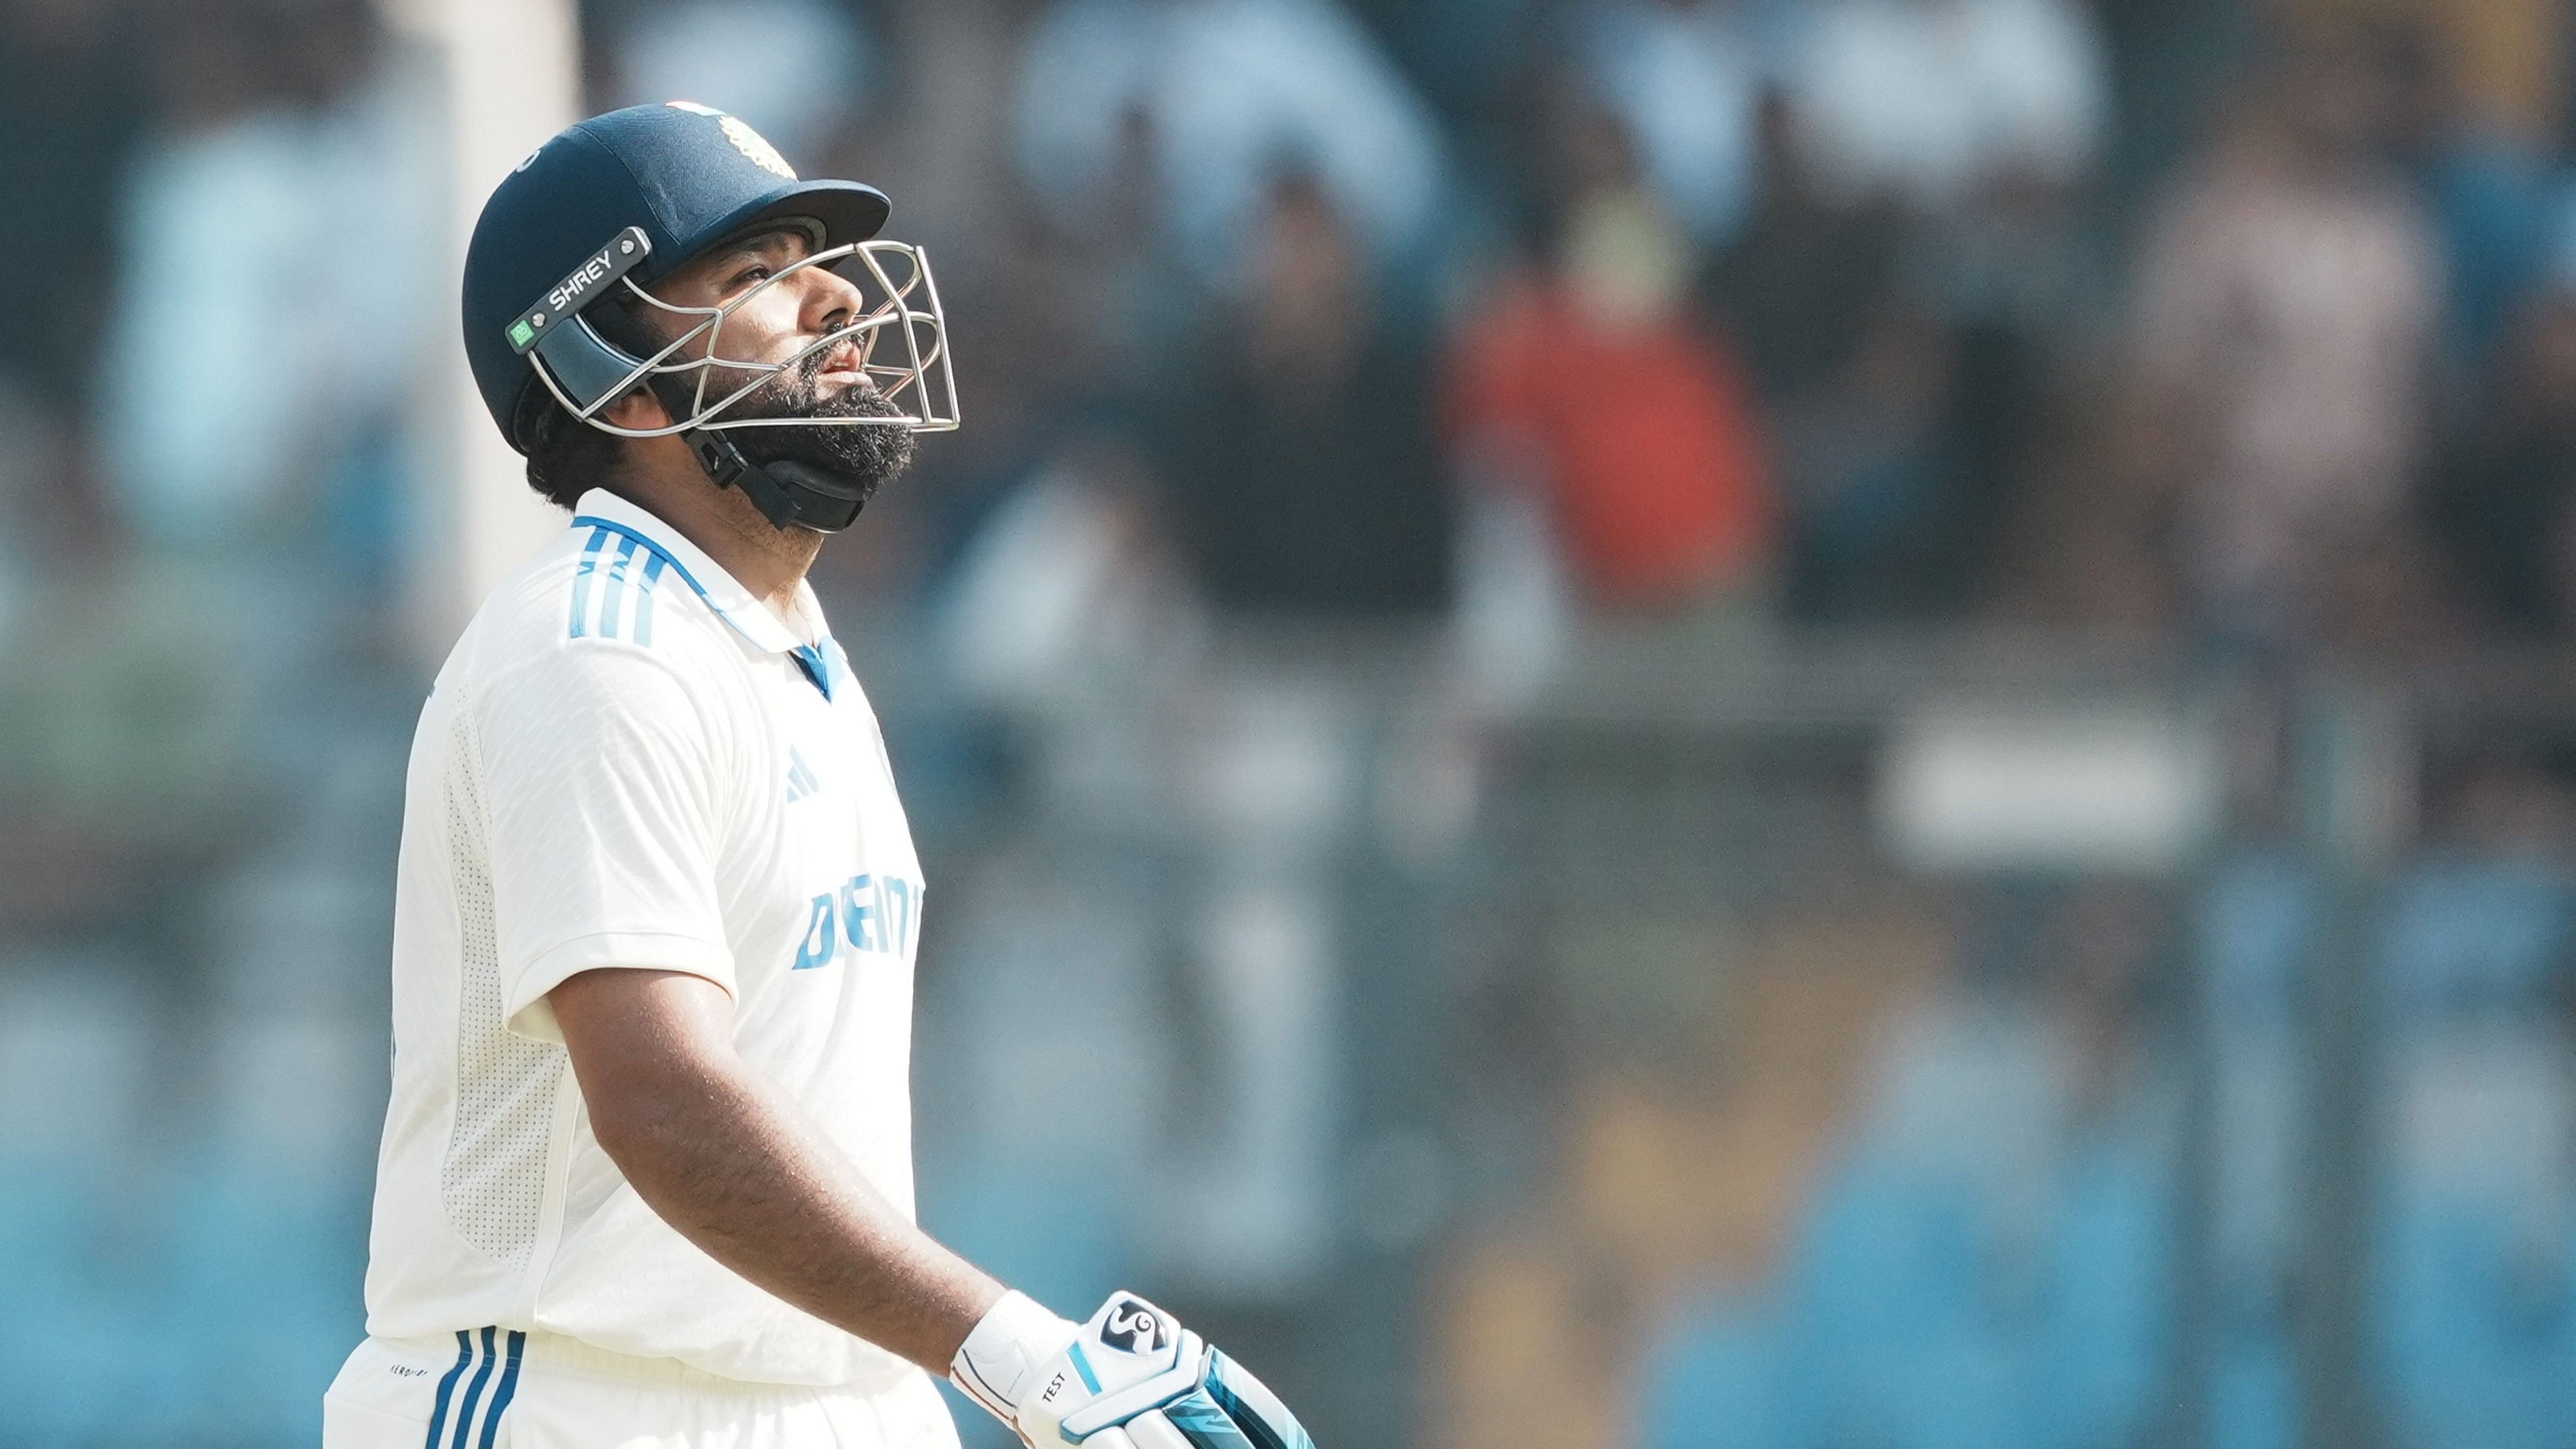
519, 231, 959, 438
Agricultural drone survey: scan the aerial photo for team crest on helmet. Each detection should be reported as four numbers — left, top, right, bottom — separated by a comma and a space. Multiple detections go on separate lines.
721, 115, 797, 179
661, 101, 798, 180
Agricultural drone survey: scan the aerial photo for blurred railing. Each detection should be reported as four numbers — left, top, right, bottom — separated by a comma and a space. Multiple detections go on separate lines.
1437, 631, 2576, 1449
6, 616, 2576, 1449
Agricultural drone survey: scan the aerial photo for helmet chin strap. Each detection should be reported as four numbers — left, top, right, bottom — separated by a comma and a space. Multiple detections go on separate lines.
684, 428, 872, 534
635, 336, 871, 534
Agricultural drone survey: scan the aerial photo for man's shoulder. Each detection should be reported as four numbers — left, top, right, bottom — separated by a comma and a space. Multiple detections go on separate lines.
457, 521, 737, 677
427, 538, 759, 759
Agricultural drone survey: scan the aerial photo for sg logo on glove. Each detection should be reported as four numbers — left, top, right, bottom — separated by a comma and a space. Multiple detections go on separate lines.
1100, 1299, 1170, 1355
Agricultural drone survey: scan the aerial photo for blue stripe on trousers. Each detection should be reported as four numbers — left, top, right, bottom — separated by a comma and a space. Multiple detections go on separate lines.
422, 1330, 474, 1449
448, 1326, 500, 1449
477, 1331, 527, 1449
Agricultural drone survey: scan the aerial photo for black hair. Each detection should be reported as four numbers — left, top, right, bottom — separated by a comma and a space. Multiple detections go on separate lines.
514, 297, 663, 509
518, 387, 628, 509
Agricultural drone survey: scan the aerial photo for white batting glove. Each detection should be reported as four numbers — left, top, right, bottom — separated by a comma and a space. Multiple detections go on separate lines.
951, 1290, 1314, 1449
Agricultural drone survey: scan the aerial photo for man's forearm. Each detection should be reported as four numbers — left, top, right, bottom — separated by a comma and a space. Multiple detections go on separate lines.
562, 980, 1003, 1370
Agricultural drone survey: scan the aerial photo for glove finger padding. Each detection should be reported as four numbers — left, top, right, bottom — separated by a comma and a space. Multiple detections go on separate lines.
1121, 1410, 1197, 1449
1202, 1353, 1315, 1449
1084, 1380, 1312, 1449
1161, 1391, 1263, 1449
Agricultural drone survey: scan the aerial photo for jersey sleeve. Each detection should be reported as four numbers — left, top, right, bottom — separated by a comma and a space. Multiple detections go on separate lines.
470, 643, 738, 1042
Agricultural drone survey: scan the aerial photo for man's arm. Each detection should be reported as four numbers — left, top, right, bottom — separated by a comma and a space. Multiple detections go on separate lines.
549, 965, 1003, 1371
550, 964, 1317, 1449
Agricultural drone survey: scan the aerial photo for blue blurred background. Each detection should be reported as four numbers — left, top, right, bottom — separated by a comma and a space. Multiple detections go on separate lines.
13, 0, 2576, 1446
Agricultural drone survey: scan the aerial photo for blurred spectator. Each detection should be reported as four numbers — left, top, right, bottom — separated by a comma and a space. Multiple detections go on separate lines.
1701, 91, 1905, 406
2091, 0, 2248, 226
1781, 0, 2107, 213
95, 0, 436, 553
1707, 0, 2107, 624
1700, 92, 1978, 621
606, 0, 877, 170
0, 0, 141, 414
1013, 0, 1447, 289
2382, 16, 2556, 373
1151, 171, 1451, 618
1445, 109, 1772, 616
2128, 21, 2442, 645
2432, 278, 2576, 635
2387, 0, 2565, 146
940, 437, 1204, 709
1044, 105, 1210, 420
1578, 0, 1764, 250
1985, 373, 2183, 634
1345, 0, 1547, 153
1770, 303, 1969, 621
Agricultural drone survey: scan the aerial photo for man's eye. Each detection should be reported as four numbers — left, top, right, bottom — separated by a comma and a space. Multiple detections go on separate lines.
731, 265, 771, 291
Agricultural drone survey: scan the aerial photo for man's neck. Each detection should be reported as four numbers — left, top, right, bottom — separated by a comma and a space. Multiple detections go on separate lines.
612, 442, 823, 623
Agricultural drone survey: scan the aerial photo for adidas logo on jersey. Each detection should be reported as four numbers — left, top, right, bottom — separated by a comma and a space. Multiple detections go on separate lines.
785, 747, 822, 802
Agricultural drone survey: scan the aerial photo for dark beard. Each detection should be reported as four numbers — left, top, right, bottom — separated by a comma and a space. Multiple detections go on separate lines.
714, 351, 918, 517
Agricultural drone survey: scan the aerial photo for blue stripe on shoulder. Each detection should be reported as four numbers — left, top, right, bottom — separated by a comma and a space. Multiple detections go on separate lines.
636, 552, 669, 647
599, 534, 641, 640
421, 1330, 473, 1449
569, 516, 716, 603
567, 527, 608, 638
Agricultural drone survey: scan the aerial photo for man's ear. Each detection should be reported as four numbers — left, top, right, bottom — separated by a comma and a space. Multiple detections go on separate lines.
600, 385, 675, 432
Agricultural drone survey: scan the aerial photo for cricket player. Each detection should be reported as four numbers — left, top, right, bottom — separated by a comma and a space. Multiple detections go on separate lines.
323, 102, 1315, 1449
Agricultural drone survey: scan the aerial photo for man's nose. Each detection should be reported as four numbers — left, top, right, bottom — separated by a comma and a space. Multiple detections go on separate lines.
804, 262, 865, 331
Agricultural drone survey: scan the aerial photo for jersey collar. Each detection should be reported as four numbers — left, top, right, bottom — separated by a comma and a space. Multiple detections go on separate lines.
569, 489, 826, 659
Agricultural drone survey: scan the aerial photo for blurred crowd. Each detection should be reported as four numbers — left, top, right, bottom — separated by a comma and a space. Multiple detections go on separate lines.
17, 0, 2576, 665
19, 1, 2576, 1448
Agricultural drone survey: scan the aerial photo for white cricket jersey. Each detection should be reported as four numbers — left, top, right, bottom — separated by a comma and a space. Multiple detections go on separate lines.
362, 487, 930, 1390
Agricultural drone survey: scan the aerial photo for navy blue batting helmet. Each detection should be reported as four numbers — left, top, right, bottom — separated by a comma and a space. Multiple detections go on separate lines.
461, 102, 957, 532
463, 101, 895, 452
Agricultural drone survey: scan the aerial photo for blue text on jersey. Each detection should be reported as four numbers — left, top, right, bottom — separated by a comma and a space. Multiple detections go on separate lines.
793, 872, 920, 969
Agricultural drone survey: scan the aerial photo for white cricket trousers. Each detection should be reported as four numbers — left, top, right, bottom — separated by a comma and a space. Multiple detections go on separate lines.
322, 1329, 965, 1449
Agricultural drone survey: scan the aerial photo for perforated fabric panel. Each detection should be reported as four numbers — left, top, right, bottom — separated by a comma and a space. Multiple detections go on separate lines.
440, 710, 569, 1266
